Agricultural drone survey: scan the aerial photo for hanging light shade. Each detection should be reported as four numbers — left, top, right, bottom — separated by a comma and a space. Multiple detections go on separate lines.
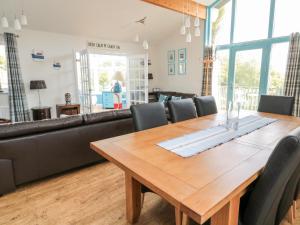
195, 26, 201, 37
14, 17, 21, 30
180, 25, 186, 35
185, 16, 191, 28
20, 11, 28, 25
134, 34, 139, 42
1, 16, 9, 28
143, 40, 149, 50
194, 17, 200, 27
186, 31, 192, 43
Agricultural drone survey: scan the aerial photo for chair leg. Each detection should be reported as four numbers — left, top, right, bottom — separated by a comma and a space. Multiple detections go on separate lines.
287, 206, 295, 224
182, 213, 190, 225
141, 193, 145, 208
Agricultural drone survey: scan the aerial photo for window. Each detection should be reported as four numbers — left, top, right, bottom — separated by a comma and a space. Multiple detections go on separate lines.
273, 0, 300, 37
267, 43, 289, 95
234, 0, 270, 42
211, 1, 232, 45
0, 45, 8, 92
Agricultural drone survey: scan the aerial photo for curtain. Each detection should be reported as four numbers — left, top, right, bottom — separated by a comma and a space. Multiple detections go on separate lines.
201, 46, 214, 96
284, 32, 300, 117
4, 33, 30, 122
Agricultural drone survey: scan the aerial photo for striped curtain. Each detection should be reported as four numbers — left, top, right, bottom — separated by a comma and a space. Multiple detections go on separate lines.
4, 33, 30, 122
201, 46, 214, 96
284, 33, 300, 117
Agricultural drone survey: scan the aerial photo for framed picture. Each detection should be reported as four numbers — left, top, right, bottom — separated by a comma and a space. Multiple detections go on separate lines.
178, 62, 186, 75
168, 64, 175, 75
168, 50, 175, 63
178, 48, 186, 62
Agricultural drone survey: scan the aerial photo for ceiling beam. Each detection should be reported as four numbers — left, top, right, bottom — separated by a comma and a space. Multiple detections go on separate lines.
141, 0, 206, 19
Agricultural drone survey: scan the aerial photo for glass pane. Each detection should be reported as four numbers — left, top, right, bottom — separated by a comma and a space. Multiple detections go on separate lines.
212, 50, 229, 111
0, 45, 8, 92
268, 43, 289, 95
211, 1, 232, 45
234, 49, 262, 111
273, 0, 300, 37
234, 0, 270, 42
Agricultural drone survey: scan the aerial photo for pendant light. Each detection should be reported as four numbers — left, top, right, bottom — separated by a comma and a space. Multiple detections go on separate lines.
20, 10, 28, 25
143, 40, 149, 50
194, 6, 200, 27
185, 16, 191, 28
14, 16, 21, 30
180, 25, 186, 35
1, 15, 9, 28
186, 31, 192, 43
195, 26, 201, 37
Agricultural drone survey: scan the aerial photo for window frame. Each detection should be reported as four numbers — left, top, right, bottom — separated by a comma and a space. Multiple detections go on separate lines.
0, 42, 8, 93
205, 0, 290, 106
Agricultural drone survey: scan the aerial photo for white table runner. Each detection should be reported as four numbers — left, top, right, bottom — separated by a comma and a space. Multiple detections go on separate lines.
157, 115, 277, 157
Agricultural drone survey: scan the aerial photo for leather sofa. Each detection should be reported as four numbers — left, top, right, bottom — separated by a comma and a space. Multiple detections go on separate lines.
0, 109, 134, 195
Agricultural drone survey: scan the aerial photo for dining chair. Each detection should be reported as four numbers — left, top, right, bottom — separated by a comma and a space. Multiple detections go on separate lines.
130, 102, 168, 131
167, 99, 197, 123
193, 96, 218, 117
276, 127, 300, 225
257, 95, 294, 115
187, 135, 300, 225
130, 102, 168, 206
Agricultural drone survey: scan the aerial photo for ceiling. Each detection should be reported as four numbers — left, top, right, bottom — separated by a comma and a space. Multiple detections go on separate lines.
193, 0, 216, 5
0, 0, 209, 43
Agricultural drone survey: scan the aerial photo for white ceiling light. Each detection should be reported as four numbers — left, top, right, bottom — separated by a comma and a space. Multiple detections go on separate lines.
186, 31, 192, 43
143, 40, 149, 50
180, 25, 186, 35
194, 17, 200, 27
1, 15, 9, 28
20, 10, 28, 26
134, 34, 139, 42
195, 26, 201, 37
185, 16, 191, 28
14, 17, 21, 30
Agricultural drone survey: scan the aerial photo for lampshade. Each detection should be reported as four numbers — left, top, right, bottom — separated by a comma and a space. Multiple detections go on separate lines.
112, 71, 124, 82
30, 80, 47, 90
14, 17, 21, 30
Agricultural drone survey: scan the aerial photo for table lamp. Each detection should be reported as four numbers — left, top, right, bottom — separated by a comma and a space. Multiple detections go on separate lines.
30, 80, 47, 108
112, 71, 124, 93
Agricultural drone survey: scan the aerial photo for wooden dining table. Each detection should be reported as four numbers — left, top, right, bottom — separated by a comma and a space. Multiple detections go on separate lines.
90, 112, 300, 225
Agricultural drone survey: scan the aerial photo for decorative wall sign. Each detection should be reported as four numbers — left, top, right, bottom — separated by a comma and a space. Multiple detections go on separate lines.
168, 50, 175, 63
31, 49, 45, 61
178, 48, 186, 62
168, 64, 175, 75
87, 41, 121, 50
178, 62, 186, 75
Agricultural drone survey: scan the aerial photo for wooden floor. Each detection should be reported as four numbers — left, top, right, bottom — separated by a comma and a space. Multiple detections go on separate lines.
0, 162, 299, 225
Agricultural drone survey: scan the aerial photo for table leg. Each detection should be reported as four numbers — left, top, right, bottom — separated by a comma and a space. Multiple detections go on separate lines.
182, 213, 190, 225
211, 196, 240, 225
175, 207, 182, 225
125, 173, 142, 224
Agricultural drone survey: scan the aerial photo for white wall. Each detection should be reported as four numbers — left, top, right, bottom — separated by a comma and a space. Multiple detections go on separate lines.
148, 21, 205, 96
0, 29, 144, 118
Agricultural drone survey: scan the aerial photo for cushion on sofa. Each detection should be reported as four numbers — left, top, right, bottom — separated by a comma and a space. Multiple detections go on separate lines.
0, 115, 83, 140
83, 109, 132, 125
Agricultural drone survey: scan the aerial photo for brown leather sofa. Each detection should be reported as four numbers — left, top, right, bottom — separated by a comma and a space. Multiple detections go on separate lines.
0, 109, 134, 195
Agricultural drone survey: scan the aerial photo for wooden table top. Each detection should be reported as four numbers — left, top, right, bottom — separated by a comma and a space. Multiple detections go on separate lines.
90, 112, 300, 224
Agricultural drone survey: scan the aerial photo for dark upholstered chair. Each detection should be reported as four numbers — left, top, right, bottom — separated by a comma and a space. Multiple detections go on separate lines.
276, 127, 300, 225
257, 95, 294, 115
167, 99, 197, 123
194, 96, 218, 117
130, 102, 168, 204
130, 102, 168, 131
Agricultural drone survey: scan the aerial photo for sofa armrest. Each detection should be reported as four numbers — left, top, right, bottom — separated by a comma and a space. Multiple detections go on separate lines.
0, 159, 16, 195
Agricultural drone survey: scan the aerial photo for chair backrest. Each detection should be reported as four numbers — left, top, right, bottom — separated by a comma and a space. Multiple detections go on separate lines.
194, 96, 218, 117
258, 95, 294, 115
275, 127, 300, 225
167, 99, 197, 123
130, 102, 168, 131
242, 135, 300, 225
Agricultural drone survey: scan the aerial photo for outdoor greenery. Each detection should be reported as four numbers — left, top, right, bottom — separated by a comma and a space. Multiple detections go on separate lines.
98, 72, 109, 91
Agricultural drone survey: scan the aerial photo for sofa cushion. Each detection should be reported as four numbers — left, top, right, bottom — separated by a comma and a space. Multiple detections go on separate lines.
83, 109, 131, 125
0, 115, 83, 140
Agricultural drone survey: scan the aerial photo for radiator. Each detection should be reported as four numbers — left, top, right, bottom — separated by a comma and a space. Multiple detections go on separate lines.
0, 106, 10, 119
